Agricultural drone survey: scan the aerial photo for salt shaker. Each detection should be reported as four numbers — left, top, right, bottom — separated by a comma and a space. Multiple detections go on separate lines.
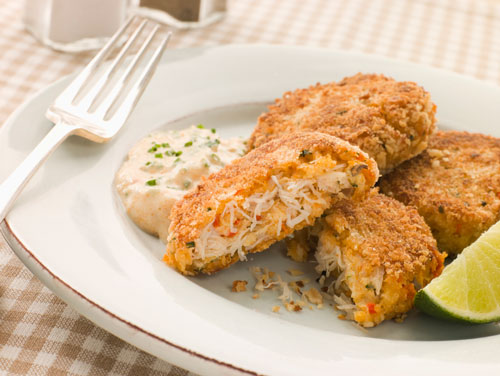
24, 0, 128, 52
131, 0, 226, 29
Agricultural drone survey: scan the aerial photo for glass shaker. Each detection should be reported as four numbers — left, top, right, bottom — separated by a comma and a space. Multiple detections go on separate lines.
130, 0, 226, 29
24, 0, 128, 52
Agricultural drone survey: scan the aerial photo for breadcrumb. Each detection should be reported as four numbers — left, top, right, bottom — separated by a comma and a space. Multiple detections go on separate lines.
303, 288, 323, 305
287, 269, 304, 276
231, 280, 248, 292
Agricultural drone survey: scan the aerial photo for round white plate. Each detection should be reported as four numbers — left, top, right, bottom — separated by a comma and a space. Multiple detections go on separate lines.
2, 45, 500, 376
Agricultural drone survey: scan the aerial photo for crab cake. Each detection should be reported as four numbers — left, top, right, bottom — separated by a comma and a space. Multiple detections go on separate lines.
315, 191, 445, 327
164, 132, 379, 275
249, 73, 436, 174
380, 131, 500, 255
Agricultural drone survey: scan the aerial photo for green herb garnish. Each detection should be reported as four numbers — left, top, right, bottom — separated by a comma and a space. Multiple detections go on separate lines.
175, 151, 183, 156
197, 124, 204, 129
184, 141, 193, 147
145, 161, 151, 166
299, 149, 312, 158
148, 146, 158, 153
211, 128, 216, 134
154, 153, 163, 158
206, 139, 220, 148
186, 241, 196, 248
161, 142, 170, 148
146, 179, 157, 186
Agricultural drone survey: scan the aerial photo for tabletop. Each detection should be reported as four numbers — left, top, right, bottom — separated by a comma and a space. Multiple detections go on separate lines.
1, 0, 500, 375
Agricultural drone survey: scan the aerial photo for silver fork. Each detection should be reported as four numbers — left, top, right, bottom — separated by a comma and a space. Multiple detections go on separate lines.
0, 17, 171, 222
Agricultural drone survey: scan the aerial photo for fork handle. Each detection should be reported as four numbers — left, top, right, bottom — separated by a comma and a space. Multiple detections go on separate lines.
0, 121, 77, 222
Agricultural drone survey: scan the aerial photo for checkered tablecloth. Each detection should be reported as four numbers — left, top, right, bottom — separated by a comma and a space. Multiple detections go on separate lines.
1, 0, 500, 374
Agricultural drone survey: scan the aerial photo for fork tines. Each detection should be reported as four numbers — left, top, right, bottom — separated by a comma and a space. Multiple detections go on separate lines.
57, 16, 171, 125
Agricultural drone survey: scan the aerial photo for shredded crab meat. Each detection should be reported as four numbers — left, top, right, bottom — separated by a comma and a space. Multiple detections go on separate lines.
316, 237, 386, 320
194, 170, 351, 261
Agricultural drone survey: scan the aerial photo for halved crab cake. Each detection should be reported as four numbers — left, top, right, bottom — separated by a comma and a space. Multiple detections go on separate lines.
380, 131, 500, 254
249, 73, 436, 174
315, 191, 445, 327
164, 132, 379, 275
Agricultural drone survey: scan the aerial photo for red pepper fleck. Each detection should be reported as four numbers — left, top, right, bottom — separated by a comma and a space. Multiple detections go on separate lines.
233, 218, 241, 226
227, 231, 237, 238
367, 303, 376, 314
213, 215, 220, 227
256, 215, 262, 221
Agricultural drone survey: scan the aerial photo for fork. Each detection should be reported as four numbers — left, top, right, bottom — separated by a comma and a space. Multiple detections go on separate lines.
0, 17, 171, 222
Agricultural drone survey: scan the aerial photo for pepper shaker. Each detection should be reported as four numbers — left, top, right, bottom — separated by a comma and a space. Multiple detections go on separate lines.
131, 0, 226, 29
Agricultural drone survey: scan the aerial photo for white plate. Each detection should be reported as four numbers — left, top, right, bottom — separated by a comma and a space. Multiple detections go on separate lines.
2, 45, 500, 375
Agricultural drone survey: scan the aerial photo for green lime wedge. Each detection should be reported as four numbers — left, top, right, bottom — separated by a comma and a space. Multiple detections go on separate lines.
415, 220, 500, 323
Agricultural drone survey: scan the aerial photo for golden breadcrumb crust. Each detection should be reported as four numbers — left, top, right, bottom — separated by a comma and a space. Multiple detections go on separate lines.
318, 190, 445, 327
165, 132, 379, 275
379, 131, 500, 254
248, 73, 436, 174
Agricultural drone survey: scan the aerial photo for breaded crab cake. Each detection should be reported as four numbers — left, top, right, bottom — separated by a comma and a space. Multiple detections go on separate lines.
315, 191, 445, 327
248, 73, 436, 174
380, 131, 500, 254
164, 132, 379, 275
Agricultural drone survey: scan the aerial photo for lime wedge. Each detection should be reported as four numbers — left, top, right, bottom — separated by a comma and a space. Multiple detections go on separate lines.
415, 220, 500, 323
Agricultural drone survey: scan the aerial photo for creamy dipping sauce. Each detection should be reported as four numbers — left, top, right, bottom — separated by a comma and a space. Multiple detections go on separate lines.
115, 125, 246, 242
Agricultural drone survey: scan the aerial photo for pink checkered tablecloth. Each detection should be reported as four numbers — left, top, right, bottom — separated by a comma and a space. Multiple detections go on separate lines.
1, 0, 500, 374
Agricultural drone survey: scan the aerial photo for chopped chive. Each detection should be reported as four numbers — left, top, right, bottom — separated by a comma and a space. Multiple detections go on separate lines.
145, 161, 151, 166
211, 128, 216, 134
184, 141, 193, 147
154, 153, 163, 158
175, 151, 183, 156
161, 142, 170, 148
204, 162, 209, 168
197, 124, 204, 129
183, 181, 191, 189
211, 154, 221, 163
186, 241, 196, 248
146, 179, 157, 186
299, 149, 312, 158
148, 146, 158, 153
174, 157, 181, 163
206, 139, 220, 148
